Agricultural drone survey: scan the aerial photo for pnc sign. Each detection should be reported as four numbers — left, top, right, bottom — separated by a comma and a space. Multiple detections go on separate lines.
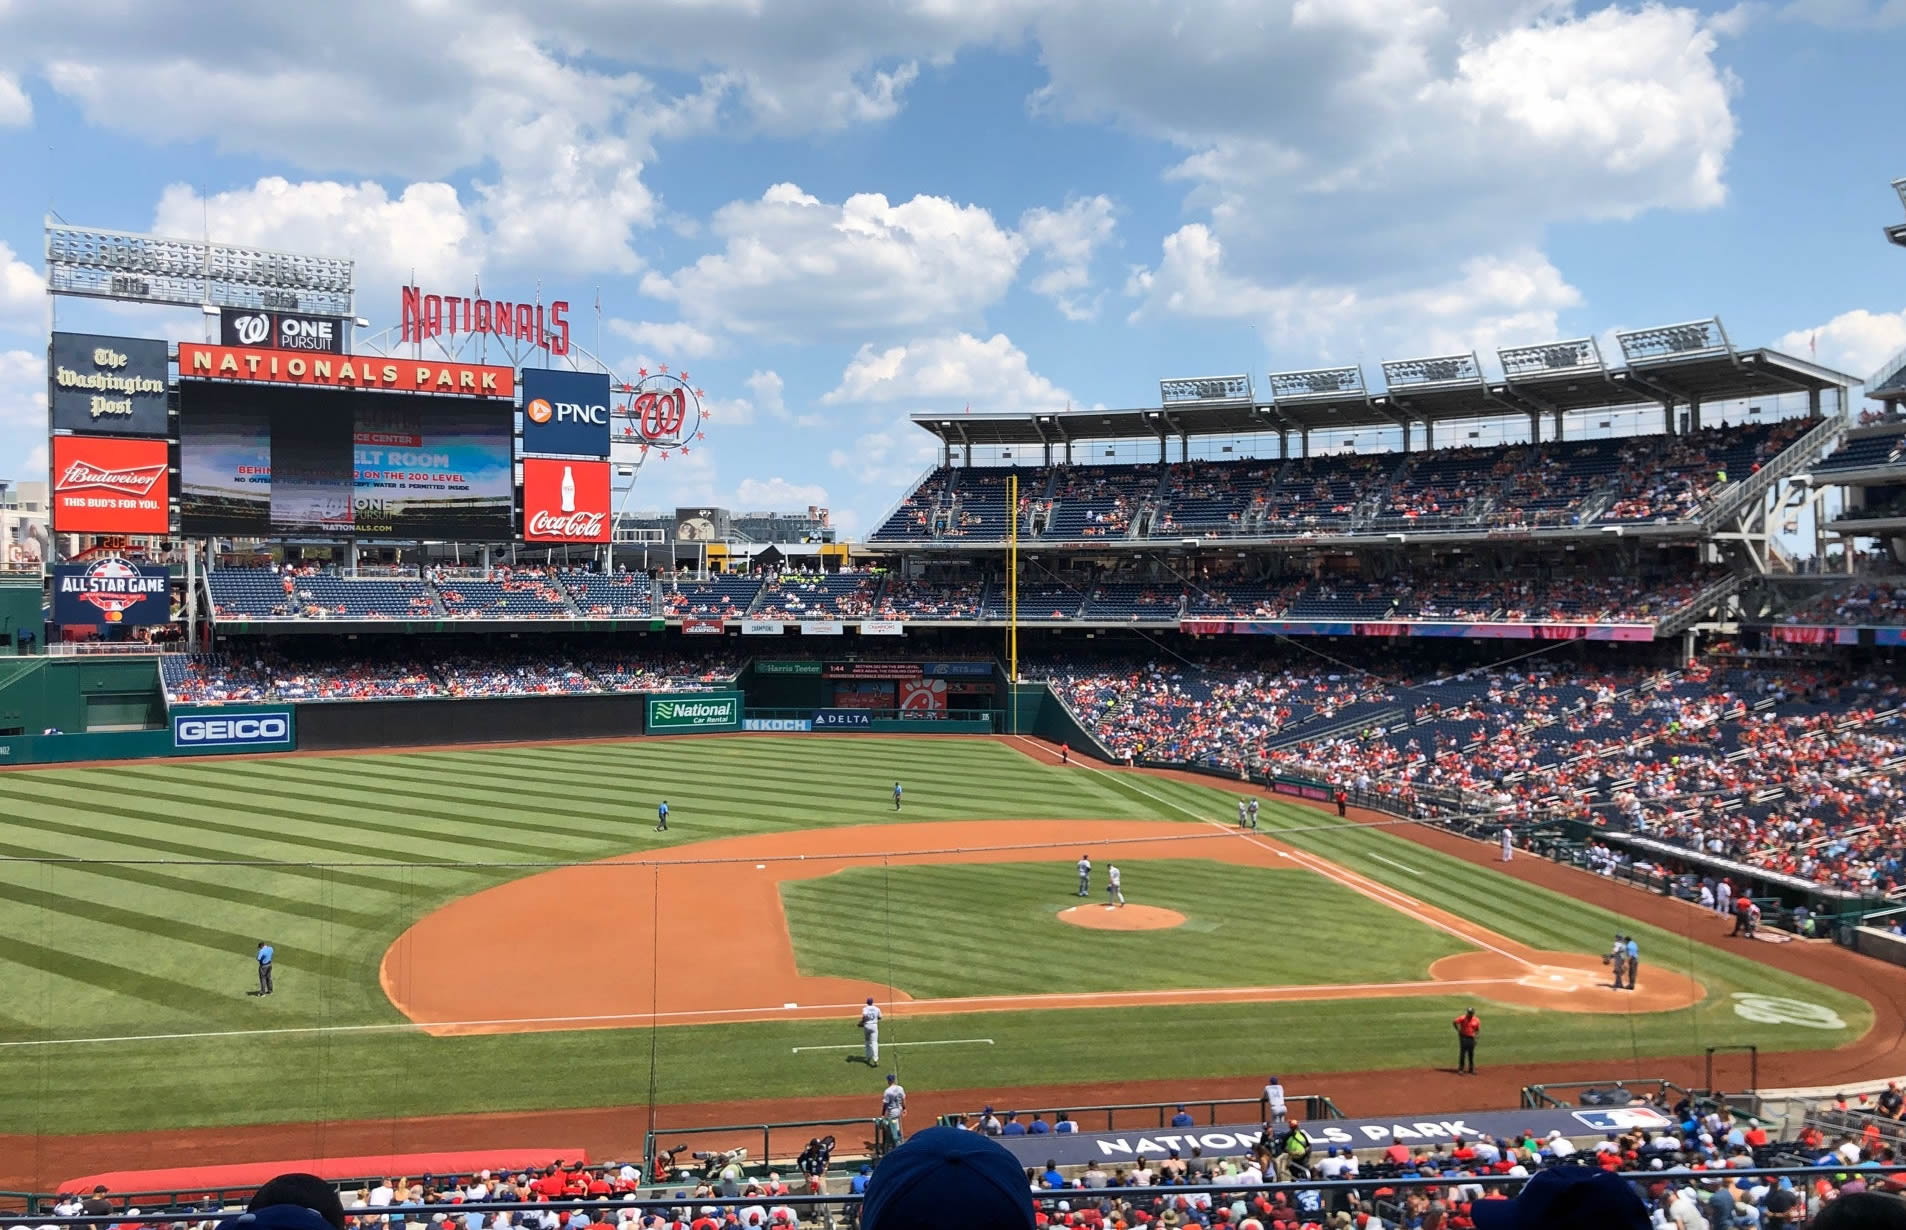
520, 368, 611, 457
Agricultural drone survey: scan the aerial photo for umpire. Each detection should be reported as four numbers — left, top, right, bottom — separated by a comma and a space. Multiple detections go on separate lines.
254, 940, 275, 997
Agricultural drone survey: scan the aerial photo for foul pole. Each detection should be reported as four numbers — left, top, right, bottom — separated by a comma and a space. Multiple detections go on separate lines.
1008, 473, 1019, 693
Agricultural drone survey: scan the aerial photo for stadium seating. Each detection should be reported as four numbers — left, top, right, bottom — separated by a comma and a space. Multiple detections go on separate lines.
752, 571, 884, 620
659, 575, 763, 618
561, 571, 656, 617
436, 570, 577, 619
160, 648, 740, 704
873, 579, 988, 620
208, 569, 439, 620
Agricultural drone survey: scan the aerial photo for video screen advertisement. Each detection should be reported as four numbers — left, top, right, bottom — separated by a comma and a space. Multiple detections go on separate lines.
179, 382, 514, 539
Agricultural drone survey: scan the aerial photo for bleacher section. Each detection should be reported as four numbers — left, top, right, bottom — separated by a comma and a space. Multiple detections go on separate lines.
753, 573, 882, 620
869, 420, 1832, 544
659, 575, 763, 618
436, 575, 575, 619
560, 572, 655, 617
208, 570, 438, 620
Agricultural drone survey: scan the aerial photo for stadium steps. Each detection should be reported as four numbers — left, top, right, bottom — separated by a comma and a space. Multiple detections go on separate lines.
1654, 570, 1747, 637
1695, 413, 1846, 530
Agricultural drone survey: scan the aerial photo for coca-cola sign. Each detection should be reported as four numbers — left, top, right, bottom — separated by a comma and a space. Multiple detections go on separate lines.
51, 436, 171, 533
521, 456, 609, 543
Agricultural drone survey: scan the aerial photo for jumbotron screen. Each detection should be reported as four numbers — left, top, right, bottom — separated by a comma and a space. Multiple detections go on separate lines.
179, 382, 514, 539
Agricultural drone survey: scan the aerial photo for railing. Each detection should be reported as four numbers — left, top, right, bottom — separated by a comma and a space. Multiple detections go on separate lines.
1655, 570, 1746, 637
642, 1115, 890, 1178
1520, 1078, 1688, 1110
44, 642, 176, 656
934, 1094, 1342, 1133
1698, 413, 1846, 530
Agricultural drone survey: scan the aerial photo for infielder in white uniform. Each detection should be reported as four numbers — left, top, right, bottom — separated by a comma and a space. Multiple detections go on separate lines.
1247, 798, 1259, 829
858, 998, 881, 1065
1238, 799, 1249, 828
1076, 854, 1091, 897
1499, 825, 1513, 862
1107, 863, 1124, 906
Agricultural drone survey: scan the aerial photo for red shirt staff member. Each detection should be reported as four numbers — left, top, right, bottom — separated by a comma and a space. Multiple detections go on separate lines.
1453, 1007, 1481, 1074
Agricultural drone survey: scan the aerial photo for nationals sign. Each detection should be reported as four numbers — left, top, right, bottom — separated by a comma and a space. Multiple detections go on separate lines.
51, 435, 170, 533
179, 343, 513, 397
400, 287, 570, 356
521, 457, 610, 543
52, 560, 171, 626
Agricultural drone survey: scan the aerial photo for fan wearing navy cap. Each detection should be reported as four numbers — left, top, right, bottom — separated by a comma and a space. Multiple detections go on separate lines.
1470, 1165, 1647, 1230
858, 1127, 1034, 1230
238, 1173, 347, 1230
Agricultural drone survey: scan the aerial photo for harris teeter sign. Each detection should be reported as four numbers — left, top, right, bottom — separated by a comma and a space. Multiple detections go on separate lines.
647, 692, 742, 734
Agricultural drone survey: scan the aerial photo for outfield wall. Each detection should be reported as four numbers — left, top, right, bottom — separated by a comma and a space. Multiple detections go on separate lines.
295, 693, 648, 750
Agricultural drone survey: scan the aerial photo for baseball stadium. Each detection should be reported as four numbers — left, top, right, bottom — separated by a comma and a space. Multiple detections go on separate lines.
5, 128, 1906, 1230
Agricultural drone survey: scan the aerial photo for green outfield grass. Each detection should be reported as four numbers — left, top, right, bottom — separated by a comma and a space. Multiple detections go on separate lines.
0, 736, 1874, 1136
780, 859, 1473, 995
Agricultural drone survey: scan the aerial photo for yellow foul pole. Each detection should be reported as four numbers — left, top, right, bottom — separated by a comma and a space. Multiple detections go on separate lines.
1008, 473, 1019, 688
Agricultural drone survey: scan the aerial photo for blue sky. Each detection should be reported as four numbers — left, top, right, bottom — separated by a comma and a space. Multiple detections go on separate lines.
0, 0, 1903, 536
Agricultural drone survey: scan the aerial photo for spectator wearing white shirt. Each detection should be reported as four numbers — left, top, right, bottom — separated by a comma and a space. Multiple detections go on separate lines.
369, 1182, 395, 1209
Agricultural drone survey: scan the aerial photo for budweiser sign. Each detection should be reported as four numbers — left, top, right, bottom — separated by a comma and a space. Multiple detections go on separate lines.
59, 459, 166, 496
50, 436, 170, 534
521, 457, 610, 543
527, 510, 605, 538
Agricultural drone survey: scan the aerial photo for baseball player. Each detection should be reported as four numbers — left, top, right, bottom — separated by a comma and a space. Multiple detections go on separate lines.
1499, 825, 1514, 862
656, 800, 669, 832
892, 782, 903, 811
1107, 863, 1124, 907
858, 998, 882, 1065
1606, 935, 1628, 989
1238, 799, 1249, 828
880, 1074, 907, 1145
1076, 853, 1092, 897
1247, 798, 1259, 829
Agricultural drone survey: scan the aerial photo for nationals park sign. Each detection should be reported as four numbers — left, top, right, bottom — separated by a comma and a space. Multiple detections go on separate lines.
646, 692, 742, 734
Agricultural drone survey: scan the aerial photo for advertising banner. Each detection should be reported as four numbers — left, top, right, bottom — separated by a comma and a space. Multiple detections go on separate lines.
219, 309, 346, 355
520, 368, 611, 458
1180, 618, 1654, 642
52, 560, 171, 626
897, 677, 948, 714
647, 692, 742, 734
923, 660, 995, 677
801, 621, 845, 635
741, 620, 787, 636
824, 662, 922, 679
180, 342, 513, 397
52, 435, 171, 533
744, 718, 813, 732
832, 682, 894, 709
858, 621, 904, 636
813, 709, 874, 728
675, 508, 729, 541
682, 618, 726, 634
995, 1104, 1678, 1170
755, 660, 822, 675
49, 333, 171, 436
522, 457, 610, 542
172, 709, 295, 751
179, 383, 513, 539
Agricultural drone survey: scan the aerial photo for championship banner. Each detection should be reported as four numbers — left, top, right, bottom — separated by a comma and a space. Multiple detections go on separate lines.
49, 333, 171, 436
741, 620, 787, 636
646, 692, 741, 734
858, 621, 904, 636
521, 457, 610, 543
52, 435, 171, 533
219, 309, 345, 355
681, 618, 725, 634
801, 621, 845, 635
824, 662, 922, 679
52, 560, 171, 626
179, 343, 513, 397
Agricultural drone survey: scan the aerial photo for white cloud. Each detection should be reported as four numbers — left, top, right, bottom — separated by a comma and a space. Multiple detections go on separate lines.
746, 370, 788, 419
640, 183, 1025, 342
0, 72, 28, 126
1019, 195, 1117, 321
609, 319, 720, 359
152, 179, 481, 309
1778, 0, 1906, 27
736, 476, 831, 510
0, 349, 47, 483
823, 332, 1086, 413
1776, 308, 1906, 383
827, 426, 942, 492
0, 242, 45, 333
1128, 224, 1582, 362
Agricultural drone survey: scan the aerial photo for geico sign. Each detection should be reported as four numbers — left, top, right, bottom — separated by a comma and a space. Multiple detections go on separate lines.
173, 715, 292, 747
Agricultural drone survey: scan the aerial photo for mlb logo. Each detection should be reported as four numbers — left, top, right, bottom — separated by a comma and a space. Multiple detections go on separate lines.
1570, 1106, 1674, 1132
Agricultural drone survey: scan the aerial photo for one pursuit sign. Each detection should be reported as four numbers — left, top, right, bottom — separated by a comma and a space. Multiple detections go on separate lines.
172, 711, 294, 750
647, 692, 742, 734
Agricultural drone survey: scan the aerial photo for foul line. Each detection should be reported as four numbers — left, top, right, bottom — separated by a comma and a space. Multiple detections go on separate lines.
791, 1038, 994, 1054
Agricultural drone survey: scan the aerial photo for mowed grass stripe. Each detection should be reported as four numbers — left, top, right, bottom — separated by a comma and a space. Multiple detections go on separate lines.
253, 763, 629, 845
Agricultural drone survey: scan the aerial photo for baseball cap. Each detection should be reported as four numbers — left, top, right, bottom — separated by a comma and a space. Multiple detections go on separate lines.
1469, 1166, 1647, 1230
860, 1126, 1035, 1230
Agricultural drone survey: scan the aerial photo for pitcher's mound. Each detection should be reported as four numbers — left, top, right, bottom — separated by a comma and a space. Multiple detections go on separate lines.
1059, 903, 1186, 931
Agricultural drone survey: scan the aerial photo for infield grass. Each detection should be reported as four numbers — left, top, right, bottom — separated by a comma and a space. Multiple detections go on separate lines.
0, 736, 1874, 1136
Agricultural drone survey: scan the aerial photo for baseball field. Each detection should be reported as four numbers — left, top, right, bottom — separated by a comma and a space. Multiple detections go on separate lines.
0, 734, 1885, 1167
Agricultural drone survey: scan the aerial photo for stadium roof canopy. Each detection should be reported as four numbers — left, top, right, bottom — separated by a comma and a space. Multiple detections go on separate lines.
908, 319, 1858, 447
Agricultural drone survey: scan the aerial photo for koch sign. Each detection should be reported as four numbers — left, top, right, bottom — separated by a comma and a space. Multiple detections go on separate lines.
520, 367, 611, 458
49, 332, 171, 436
993, 1105, 1679, 1169
172, 711, 295, 750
